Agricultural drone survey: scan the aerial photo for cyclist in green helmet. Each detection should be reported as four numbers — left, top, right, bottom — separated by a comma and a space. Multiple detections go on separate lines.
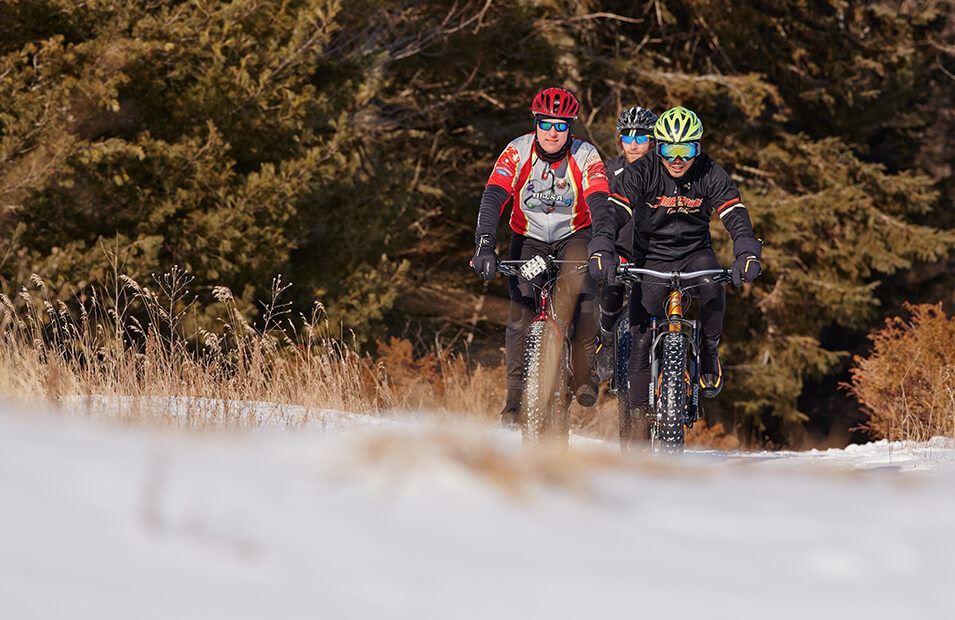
587, 105, 762, 442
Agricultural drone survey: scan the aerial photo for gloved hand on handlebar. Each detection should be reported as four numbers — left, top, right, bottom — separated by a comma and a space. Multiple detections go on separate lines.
731, 238, 762, 288
471, 234, 497, 281
587, 238, 618, 284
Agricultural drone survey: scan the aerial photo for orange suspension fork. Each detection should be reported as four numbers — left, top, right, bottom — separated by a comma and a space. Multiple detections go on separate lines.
666, 290, 693, 395
666, 291, 684, 331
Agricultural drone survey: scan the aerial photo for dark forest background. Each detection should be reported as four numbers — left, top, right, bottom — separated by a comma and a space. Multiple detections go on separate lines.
1, 0, 953, 445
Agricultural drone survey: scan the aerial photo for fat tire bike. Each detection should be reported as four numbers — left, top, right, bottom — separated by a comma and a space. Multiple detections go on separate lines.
497, 255, 588, 446
615, 265, 731, 455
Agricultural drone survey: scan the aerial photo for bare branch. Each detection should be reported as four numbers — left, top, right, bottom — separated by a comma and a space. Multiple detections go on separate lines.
539, 12, 645, 27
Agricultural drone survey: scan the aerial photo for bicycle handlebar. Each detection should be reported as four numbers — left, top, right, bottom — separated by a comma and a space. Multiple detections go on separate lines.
616, 265, 730, 283
618, 266, 727, 279
493, 258, 728, 285
496, 263, 521, 277
498, 260, 588, 267
497, 256, 587, 279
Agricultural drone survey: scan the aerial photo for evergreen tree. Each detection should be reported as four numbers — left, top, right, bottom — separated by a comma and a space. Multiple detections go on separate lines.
1, 0, 951, 442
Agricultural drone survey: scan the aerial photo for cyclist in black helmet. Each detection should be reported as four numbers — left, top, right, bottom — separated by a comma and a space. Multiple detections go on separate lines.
588, 106, 762, 441
594, 106, 658, 379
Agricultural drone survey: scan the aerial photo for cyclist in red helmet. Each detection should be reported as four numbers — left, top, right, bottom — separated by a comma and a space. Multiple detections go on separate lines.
472, 87, 614, 427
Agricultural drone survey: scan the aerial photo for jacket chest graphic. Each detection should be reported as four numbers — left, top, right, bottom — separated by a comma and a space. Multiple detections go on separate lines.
646, 182, 703, 215
520, 161, 576, 214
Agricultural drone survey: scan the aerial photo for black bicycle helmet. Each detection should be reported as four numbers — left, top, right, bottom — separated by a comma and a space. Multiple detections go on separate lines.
616, 106, 658, 134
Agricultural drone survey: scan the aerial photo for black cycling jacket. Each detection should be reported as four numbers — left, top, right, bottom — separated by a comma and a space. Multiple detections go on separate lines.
605, 154, 636, 261
591, 150, 760, 261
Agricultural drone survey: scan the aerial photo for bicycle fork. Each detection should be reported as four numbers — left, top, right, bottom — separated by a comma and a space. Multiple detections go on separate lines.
647, 291, 704, 428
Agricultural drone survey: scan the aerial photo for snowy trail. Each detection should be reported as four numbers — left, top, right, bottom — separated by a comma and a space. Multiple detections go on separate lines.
2, 399, 953, 619
685, 438, 955, 473
62, 393, 955, 472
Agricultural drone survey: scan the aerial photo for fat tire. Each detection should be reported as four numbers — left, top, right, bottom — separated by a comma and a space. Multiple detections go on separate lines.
656, 332, 687, 454
614, 317, 633, 451
521, 320, 570, 446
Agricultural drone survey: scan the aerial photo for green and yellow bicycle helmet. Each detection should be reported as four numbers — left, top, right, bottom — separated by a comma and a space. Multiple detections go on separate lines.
654, 106, 704, 142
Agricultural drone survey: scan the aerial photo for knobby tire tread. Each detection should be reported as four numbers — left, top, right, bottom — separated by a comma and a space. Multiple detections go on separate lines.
657, 332, 687, 454
614, 316, 633, 451
521, 321, 570, 446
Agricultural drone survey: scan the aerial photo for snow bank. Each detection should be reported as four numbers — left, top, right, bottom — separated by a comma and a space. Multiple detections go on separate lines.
1, 401, 952, 619
710, 436, 955, 473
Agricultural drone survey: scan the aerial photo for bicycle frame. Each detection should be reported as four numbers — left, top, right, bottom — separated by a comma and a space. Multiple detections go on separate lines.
497, 255, 588, 444
617, 266, 729, 448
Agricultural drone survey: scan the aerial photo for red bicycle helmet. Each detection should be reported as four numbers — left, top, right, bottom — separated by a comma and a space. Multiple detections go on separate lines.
531, 87, 580, 120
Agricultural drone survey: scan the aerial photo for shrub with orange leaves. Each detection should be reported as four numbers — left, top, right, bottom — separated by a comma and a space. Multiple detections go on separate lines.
847, 303, 955, 441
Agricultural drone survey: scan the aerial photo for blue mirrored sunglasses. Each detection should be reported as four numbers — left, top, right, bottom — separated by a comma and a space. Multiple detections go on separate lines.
658, 141, 700, 161
620, 134, 650, 145
537, 120, 569, 132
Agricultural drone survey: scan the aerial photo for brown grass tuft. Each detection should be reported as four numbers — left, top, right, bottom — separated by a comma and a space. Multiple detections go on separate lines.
349, 429, 704, 498
847, 303, 955, 442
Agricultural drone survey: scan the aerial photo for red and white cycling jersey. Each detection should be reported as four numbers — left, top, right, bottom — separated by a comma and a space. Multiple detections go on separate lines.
486, 133, 609, 243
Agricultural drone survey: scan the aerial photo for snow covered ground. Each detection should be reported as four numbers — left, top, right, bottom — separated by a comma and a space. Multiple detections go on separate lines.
2, 399, 953, 619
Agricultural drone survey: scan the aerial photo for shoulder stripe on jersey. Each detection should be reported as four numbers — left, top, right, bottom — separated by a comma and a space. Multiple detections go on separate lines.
608, 194, 632, 216
718, 203, 745, 219
716, 197, 741, 213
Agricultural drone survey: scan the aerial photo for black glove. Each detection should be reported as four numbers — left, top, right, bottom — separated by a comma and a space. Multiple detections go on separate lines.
588, 251, 618, 285
731, 254, 760, 287
730, 238, 762, 288
471, 234, 497, 281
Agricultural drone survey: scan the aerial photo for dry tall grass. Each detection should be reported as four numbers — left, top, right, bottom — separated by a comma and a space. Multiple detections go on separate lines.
0, 268, 739, 448
847, 303, 955, 441
0, 268, 519, 429
0, 269, 379, 425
